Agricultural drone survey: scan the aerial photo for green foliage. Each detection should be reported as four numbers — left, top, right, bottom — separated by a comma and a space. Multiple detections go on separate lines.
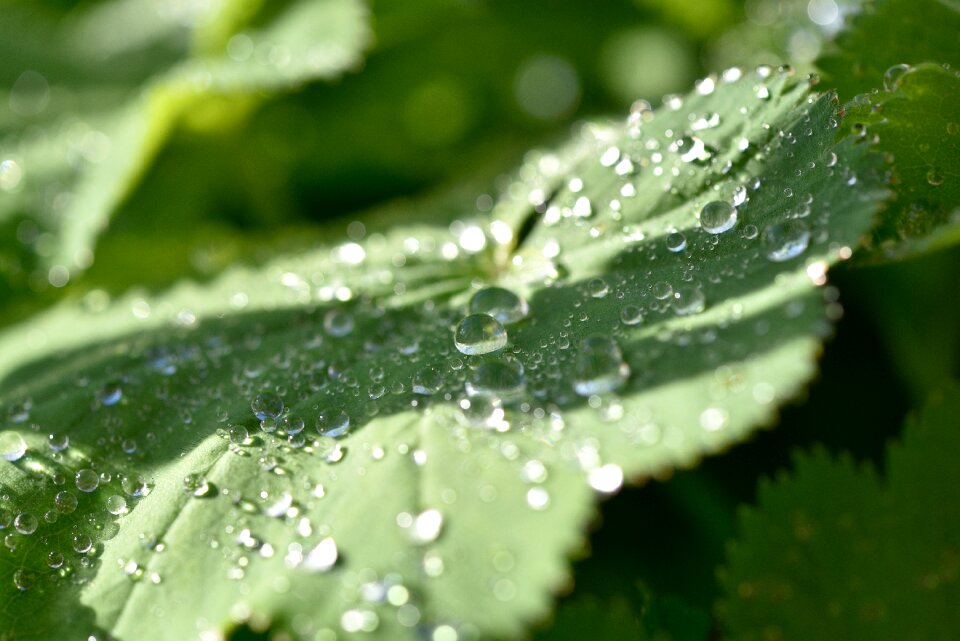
845, 64, 960, 259
717, 385, 960, 640
0, 0, 958, 639
818, 0, 960, 99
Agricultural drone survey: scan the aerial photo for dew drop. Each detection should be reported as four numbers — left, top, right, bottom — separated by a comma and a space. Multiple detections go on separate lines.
588, 464, 624, 494
926, 168, 944, 186
121, 474, 149, 497
251, 392, 284, 420
699, 201, 737, 234
411, 509, 444, 544
106, 495, 128, 516
0, 431, 27, 462
665, 232, 687, 253
454, 314, 507, 355
316, 407, 351, 438
72, 533, 93, 553
468, 287, 529, 324
303, 537, 338, 572
13, 569, 34, 591
228, 424, 250, 445
280, 415, 305, 436
412, 366, 443, 395
762, 220, 811, 262
47, 433, 70, 452
97, 382, 123, 406
14, 512, 37, 535
183, 473, 212, 497
587, 277, 610, 298
619, 305, 644, 326
883, 63, 911, 92
573, 336, 630, 396
75, 469, 100, 492
323, 309, 355, 337
671, 286, 706, 316
465, 360, 526, 402
55, 491, 78, 514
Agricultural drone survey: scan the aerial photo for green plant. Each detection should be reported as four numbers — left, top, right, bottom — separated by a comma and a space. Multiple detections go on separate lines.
0, 1, 957, 639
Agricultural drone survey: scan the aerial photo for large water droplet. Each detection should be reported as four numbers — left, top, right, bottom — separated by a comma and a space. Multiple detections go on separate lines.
183, 473, 213, 497
671, 286, 706, 316
14, 512, 37, 535
454, 314, 507, 355
762, 220, 811, 262
573, 336, 630, 396
55, 491, 77, 514
316, 408, 351, 438
468, 287, 529, 324
0, 431, 27, 462
700, 201, 737, 234
665, 232, 687, 253
106, 495, 128, 516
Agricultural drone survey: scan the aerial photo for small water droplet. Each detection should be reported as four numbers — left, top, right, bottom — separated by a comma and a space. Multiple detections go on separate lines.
228, 424, 250, 445
106, 495, 128, 516
883, 63, 911, 92
121, 474, 149, 497
183, 473, 212, 497
47, 433, 70, 452
454, 314, 508, 355
588, 464, 624, 494
412, 366, 443, 395
98, 382, 123, 406
468, 287, 529, 324
587, 277, 610, 298
72, 533, 93, 553
619, 305, 644, 326
13, 569, 35, 591
55, 491, 78, 513
762, 220, 811, 262
303, 537, 338, 572
316, 408, 351, 438
76, 469, 100, 492
0, 431, 27, 462
14, 512, 37, 535
411, 509, 444, 544
465, 360, 526, 402
251, 392, 284, 420
323, 309, 355, 337
671, 286, 706, 316
573, 336, 630, 396
665, 232, 687, 253
926, 168, 944, 186
280, 415, 305, 436
699, 201, 737, 234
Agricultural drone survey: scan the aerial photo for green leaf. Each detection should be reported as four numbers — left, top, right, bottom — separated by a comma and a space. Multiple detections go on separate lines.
0, 68, 885, 639
717, 384, 960, 640
817, 0, 960, 99
0, 0, 369, 297
843, 64, 960, 259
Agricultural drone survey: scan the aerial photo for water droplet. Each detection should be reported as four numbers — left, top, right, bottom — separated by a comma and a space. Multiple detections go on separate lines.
762, 220, 811, 262
468, 287, 529, 324
303, 537, 338, 572
228, 424, 250, 445
13, 569, 35, 591
454, 314, 507, 355
106, 495, 128, 516
183, 473, 212, 497
587, 464, 624, 494
619, 305, 644, 326
251, 392, 284, 420
652, 281, 673, 300
465, 360, 526, 402
700, 201, 737, 234
587, 277, 610, 298
323, 309, 355, 337
665, 232, 687, 253
412, 366, 443, 395
14, 512, 37, 535
526, 487, 550, 510
55, 491, 78, 514
121, 474, 149, 497
883, 63, 911, 92
671, 286, 706, 316
927, 168, 944, 186
47, 550, 64, 568
98, 382, 123, 406
76, 469, 100, 492
47, 433, 70, 452
316, 408, 351, 438
73, 533, 93, 553
280, 415, 305, 436
573, 336, 630, 396
411, 509, 444, 543
0, 431, 27, 462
